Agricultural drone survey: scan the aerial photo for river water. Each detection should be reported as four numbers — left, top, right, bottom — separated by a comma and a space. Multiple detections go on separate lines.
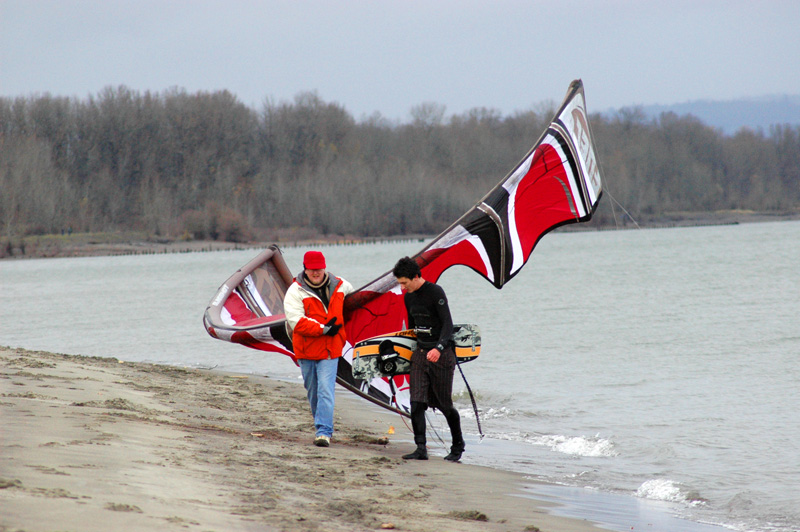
2, 221, 799, 532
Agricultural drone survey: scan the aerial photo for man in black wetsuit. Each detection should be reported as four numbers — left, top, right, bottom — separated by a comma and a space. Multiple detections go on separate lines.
392, 256, 464, 462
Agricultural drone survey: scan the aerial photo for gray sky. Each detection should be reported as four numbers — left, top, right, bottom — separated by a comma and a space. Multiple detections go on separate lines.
2, 0, 799, 121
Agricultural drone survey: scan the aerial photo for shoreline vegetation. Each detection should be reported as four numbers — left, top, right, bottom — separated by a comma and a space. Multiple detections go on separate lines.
1, 347, 605, 532
3, 210, 798, 260
4, 88, 800, 247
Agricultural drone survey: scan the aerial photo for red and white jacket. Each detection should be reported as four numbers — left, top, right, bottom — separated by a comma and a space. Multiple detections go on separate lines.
284, 272, 354, 361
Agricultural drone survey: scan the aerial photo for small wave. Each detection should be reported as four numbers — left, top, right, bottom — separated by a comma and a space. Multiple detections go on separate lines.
459, 406, 515, 420
636, 479, 707, 506
488, 432, 617, 457
534, 434, 618, 457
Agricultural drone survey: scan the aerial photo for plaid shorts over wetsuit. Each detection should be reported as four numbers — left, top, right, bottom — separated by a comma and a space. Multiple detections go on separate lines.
409, 344, 456, 410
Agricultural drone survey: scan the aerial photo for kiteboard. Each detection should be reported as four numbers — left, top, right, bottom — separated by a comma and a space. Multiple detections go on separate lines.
352, 324, 481, 381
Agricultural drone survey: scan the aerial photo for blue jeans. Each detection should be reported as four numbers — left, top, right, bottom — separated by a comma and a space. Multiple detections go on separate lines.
298, 357, 338, 438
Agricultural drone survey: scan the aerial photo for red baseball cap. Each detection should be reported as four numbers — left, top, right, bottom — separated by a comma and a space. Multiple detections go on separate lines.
303, 251, 326, 270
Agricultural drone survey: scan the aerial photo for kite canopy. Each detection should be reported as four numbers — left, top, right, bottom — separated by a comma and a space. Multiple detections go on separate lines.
203, 80, 604, 415
203, 245, 295, 358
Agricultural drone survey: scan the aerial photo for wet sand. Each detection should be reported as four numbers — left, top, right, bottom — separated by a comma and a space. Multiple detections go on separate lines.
0, 347, 606, 532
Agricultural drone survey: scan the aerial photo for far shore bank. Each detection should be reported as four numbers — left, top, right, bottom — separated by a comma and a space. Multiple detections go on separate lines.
2, 210, 799, 260
0, 232, 430, 261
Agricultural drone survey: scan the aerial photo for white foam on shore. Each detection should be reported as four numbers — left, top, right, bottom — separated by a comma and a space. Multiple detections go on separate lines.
460, 405, 514, 420
636, 478, 708, 507
535, 434, 618, 457
487, 431, 617, 457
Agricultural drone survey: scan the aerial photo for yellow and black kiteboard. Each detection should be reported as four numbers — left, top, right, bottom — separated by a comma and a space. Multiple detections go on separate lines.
351, 324, 481, 381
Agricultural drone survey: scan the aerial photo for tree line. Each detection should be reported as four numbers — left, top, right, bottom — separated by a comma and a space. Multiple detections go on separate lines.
1, 86, 799, 242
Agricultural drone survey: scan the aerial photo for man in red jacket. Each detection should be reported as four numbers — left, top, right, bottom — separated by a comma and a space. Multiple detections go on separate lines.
284, 251, 353, 447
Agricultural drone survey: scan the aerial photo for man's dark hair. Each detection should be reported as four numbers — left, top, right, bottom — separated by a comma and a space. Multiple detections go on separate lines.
393, 256, 421, 279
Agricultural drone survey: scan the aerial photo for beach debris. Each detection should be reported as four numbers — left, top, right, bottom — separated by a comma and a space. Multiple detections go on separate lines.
349, 433, 390, 445
105, 503, 143, 513
380, 523, 396, 529
0, 478, 23, 489
448, 509, 488, 521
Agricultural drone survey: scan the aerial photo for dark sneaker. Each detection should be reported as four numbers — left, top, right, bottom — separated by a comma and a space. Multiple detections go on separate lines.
444, 442, 464, 462
443, 451, 462, 462
314, 435, 330, 447
402, 447, 428, 460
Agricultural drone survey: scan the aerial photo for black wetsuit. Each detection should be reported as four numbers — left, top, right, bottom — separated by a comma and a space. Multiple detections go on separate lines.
404, 281, 453, 352
404, 281, 464, 454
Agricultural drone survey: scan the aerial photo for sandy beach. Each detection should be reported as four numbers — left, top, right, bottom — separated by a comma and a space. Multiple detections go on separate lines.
0, 347, 606, 532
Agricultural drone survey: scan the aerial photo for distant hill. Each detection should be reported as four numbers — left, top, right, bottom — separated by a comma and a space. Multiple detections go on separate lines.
609, 95, 800, 135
